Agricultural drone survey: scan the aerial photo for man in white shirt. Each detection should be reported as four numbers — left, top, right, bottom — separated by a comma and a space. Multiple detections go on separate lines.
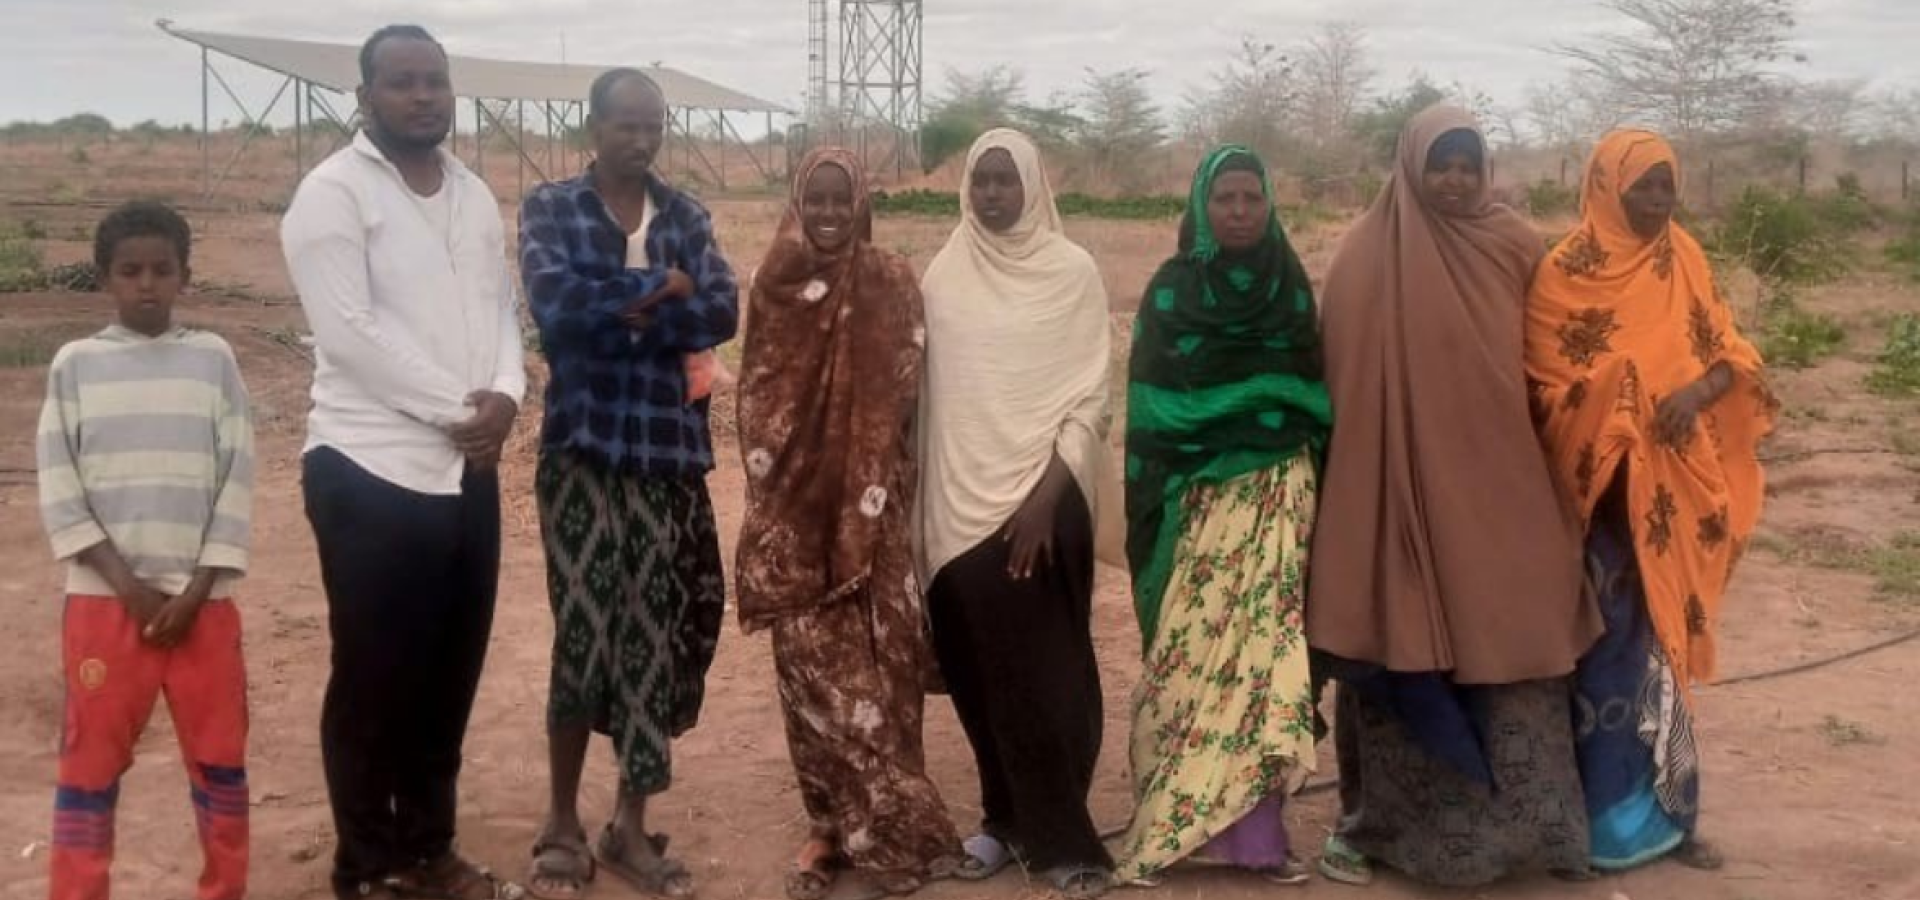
280, 24, 523, 900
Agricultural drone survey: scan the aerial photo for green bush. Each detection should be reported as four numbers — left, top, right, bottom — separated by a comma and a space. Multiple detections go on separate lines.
1715, 186, 1852, 285
51, 113, 113, 136
1759, 304, 1847, 370
1818, 174, 1879, 232
1057, 194, 1184, 219
1526, 179, 1578, 217
1351, 172, 1385, 207
872, 190, 1329, 224
43, 263, 98, 292
1867, 313, 1920, 397
919, 113, 983, 174
0, 329, 67, 369
1886, 209, 1920, 282
872, 189, 1185, 220
872, 189, 960, 217
0, 225, 45, 292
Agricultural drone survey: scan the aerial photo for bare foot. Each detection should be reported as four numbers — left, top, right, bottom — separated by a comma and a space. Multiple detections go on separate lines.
794, 837, 839, 872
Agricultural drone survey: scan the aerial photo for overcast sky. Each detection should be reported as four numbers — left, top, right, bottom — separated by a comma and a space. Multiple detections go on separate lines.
2, 0, 1914, 128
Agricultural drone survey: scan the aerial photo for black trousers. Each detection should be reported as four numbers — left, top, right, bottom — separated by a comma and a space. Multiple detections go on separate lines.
302, 447, 500, 896
927, 487, 1112, 871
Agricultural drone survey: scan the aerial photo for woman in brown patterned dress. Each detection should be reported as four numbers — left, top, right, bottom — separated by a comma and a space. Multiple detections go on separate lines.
735, 146, 960, 900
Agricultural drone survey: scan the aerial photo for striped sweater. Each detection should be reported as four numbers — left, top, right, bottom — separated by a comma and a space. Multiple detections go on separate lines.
36, 325, 254, 597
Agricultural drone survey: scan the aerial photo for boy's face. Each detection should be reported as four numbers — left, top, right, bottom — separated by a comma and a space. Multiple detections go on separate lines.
105, 236, 188, 337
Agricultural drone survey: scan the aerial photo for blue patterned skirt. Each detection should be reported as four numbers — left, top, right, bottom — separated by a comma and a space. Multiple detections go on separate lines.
1575, 491, 1700, 870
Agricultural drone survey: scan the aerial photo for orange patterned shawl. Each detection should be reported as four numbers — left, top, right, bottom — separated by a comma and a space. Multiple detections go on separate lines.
1525, 129, 1776, 691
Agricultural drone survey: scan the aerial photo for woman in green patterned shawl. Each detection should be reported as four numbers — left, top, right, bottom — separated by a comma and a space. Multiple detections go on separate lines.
1112, 146, 1331, 887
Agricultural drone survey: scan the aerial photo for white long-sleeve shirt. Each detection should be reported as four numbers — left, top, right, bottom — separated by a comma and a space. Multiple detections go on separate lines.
281, 131, 526, 495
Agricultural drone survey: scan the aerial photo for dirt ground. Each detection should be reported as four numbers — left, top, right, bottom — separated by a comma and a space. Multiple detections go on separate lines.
1, 139, 1918, 900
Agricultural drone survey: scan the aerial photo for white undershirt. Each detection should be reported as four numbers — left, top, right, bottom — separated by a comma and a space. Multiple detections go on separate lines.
623, 197, 657, 348
625, 195, 656, 268
412, 183, 455, 251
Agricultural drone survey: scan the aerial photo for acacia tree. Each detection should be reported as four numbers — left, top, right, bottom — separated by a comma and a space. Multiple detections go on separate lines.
1295, 22, 1375, 156
920, 66, 1029, 170
1763, 78, 1867, 139
1555, 0, 1803, 140
1074, 67, 1165, 191
1181, 36, 1295, 160
1352, 74, 1449, 165
930, 66, 1026, 126
1865, 88, 1920, 144
1523, 78, 1629, 152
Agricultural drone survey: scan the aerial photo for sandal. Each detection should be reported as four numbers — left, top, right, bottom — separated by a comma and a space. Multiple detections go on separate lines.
955, 834, 1012, 881
595, 826, 694, 899
1260, 858, 1312, 886
871, 870, 927, 897
528, 828, 596, 900
783, 867, 834, 900
1674, 837, 1724, 871
339, 882, 403, 900
393, 853, 527, 900
1045, 865, 1112, 900
1316, 836, 1372, 887
922, 854, 962, 882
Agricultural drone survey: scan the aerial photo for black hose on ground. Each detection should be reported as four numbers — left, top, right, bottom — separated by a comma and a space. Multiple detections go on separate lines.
1097, 623, 1920, 824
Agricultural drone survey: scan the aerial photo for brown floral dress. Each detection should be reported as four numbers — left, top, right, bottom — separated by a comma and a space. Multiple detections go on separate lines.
735, 146, 959, 881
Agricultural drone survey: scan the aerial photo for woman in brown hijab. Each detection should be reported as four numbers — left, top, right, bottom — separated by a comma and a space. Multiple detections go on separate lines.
1307, 105, 1603, 887
735, 146, 960, 900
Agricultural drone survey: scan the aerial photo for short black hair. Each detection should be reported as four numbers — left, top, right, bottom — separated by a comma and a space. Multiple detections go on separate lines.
360, 24, 444, 86
1426, 128, 1485, 172
93, 200, 191, 272
589, 67, 665, 118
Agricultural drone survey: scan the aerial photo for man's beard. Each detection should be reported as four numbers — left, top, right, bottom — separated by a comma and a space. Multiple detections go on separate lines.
368, 111, 449, 152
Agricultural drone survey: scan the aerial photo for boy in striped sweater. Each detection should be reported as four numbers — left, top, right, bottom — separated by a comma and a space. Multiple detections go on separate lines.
37, 201, 254, 900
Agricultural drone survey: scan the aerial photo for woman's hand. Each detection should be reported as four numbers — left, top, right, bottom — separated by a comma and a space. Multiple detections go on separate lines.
1654, 362, 1732, 449
1005, 453, 1073, 581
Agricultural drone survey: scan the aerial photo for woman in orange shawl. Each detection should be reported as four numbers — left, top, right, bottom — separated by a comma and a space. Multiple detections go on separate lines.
1525, 129, 1774, 873
735, 146, 961, 899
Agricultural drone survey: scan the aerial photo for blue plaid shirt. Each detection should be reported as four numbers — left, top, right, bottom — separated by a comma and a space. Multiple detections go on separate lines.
519, 171, 739, 475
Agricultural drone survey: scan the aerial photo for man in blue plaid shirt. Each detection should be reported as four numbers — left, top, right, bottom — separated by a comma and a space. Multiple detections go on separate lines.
518, 67, 736, 898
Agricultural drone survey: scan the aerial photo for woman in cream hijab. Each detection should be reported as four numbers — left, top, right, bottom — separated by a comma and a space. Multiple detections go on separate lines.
916, 128, 1115, 899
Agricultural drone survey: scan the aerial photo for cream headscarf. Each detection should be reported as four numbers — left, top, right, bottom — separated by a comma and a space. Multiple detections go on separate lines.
915, 128, 1113, 581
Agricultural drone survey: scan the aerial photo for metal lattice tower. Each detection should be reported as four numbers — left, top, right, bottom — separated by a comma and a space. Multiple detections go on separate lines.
807, 0, 831, 121
838, 0, 922, 177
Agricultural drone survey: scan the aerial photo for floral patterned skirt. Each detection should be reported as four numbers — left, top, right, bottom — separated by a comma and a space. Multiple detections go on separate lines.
1112, 455, 1318, 881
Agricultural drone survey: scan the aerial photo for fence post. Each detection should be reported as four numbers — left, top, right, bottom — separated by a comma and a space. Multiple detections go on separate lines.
1905, 160, 1911, 201
1798, 156, 1808, 195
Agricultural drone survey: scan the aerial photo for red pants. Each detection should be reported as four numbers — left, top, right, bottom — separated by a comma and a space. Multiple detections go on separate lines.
51, 596, 249, 900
